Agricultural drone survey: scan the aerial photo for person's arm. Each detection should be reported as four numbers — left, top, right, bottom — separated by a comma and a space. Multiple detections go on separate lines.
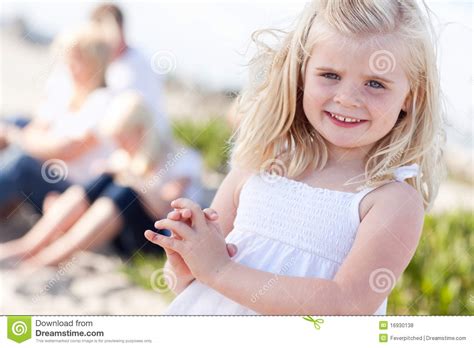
151, 182, 425, 314
209, 166, 253, 238
7, 121, 98, 161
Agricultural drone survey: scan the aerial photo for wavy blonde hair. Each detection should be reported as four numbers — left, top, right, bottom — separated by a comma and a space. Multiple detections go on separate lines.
231, 0, 447, 212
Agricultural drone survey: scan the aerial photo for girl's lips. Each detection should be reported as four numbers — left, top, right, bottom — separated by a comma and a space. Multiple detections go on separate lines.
324, 111, 368, 128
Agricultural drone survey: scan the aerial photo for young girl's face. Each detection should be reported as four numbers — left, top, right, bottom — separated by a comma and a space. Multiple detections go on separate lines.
303, 31, 410, 156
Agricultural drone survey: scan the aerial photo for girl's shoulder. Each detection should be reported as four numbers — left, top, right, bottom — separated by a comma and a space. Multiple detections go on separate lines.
362, 179, 425, 224
217, 165, 256, 210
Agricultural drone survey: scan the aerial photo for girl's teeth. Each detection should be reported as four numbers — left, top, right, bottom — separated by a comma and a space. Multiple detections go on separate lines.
330, 113, 361, 123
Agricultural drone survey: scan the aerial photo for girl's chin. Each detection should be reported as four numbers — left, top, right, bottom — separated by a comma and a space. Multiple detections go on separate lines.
322, 134, 362, 148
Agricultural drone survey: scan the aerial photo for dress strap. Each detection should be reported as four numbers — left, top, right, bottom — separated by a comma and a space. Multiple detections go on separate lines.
393, 163, 420, 182
349, 163, 420, 225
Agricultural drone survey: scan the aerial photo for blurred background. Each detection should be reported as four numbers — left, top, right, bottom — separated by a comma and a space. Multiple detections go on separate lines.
0, 0, 472, 315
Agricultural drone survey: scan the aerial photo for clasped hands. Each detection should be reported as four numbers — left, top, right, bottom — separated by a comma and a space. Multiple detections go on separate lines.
145, 198, 237, 287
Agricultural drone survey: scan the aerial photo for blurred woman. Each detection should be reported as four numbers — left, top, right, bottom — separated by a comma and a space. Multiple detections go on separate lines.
0, 24, 115, 213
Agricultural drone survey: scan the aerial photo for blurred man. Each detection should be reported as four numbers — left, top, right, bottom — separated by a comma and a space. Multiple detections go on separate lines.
90, 3, 171, 139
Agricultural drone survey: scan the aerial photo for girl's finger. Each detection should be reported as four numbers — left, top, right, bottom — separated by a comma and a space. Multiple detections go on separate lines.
171, 198, 207, 229
154, 219, 194, 240
203, 208, 219, 220
166, 210, 181, 220
179, 208, 192, 219
145, 230, 183, 253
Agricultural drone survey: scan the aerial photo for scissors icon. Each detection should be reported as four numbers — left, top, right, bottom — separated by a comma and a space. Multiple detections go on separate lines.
303, 316, 324, 330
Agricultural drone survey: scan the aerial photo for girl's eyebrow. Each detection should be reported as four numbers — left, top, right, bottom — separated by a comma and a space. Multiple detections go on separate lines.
315, 66, 394, 85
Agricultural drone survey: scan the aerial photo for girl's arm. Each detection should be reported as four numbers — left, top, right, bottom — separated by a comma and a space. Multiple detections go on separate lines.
154, 182, 425, 314
208, 166, 253, 238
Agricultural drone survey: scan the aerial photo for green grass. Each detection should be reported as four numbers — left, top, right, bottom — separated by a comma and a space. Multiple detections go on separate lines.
171, 117, 232, 173
120, 252, 175, 303
388, 209, 473, 315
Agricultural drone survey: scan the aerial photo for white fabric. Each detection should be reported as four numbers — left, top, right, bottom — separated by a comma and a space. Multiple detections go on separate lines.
106, 47, 171, 138
165, 164, 420, 315
37, 88, 115, 185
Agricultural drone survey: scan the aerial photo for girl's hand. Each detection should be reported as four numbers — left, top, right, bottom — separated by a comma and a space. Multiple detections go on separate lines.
145, 198, 234, 286
160, 207, 237, 280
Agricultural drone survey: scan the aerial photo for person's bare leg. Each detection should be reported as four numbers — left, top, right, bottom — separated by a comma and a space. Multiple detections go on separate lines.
22, 197, 124, 267
0, 186, 90, 262
42, 191, 61, 213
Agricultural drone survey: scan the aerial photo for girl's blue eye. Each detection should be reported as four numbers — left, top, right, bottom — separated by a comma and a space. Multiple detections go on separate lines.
367, 80, 385, 89
321, 73, 340, 80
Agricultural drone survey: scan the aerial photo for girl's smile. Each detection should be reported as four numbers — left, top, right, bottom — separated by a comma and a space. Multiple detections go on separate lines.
324, 111, 369, 128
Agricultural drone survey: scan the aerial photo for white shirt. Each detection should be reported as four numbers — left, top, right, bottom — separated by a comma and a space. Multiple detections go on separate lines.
105, 47, 171, 138
36, 88, 115, 185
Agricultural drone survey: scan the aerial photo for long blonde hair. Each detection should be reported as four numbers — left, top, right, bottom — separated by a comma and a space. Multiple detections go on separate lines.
101, 92, 172, 176
231, 0, 446, 212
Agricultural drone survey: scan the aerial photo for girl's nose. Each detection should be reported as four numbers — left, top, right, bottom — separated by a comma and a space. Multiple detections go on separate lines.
333, 84, 363, 108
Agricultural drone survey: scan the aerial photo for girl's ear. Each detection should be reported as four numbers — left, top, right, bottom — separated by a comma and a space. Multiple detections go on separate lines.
402, 92, 412, 114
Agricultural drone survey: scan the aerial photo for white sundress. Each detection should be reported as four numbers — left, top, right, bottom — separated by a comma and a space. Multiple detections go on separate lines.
164, 164, 420, 315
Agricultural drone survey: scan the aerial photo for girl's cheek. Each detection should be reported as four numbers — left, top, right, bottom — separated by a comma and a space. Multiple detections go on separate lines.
305, 82, 332, 104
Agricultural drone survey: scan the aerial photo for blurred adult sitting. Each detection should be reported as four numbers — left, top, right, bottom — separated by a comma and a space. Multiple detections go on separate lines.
0, 24, 115, 214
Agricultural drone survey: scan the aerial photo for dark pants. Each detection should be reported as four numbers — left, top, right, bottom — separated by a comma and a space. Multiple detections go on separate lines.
83, 173, 169, 256
0, 153, 71, 213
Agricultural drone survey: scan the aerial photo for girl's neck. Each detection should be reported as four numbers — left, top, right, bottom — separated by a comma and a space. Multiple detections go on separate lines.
325, 143, 373, 170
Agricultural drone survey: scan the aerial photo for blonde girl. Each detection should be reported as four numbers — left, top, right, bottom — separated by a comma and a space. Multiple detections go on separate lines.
145, 0, 446, 315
